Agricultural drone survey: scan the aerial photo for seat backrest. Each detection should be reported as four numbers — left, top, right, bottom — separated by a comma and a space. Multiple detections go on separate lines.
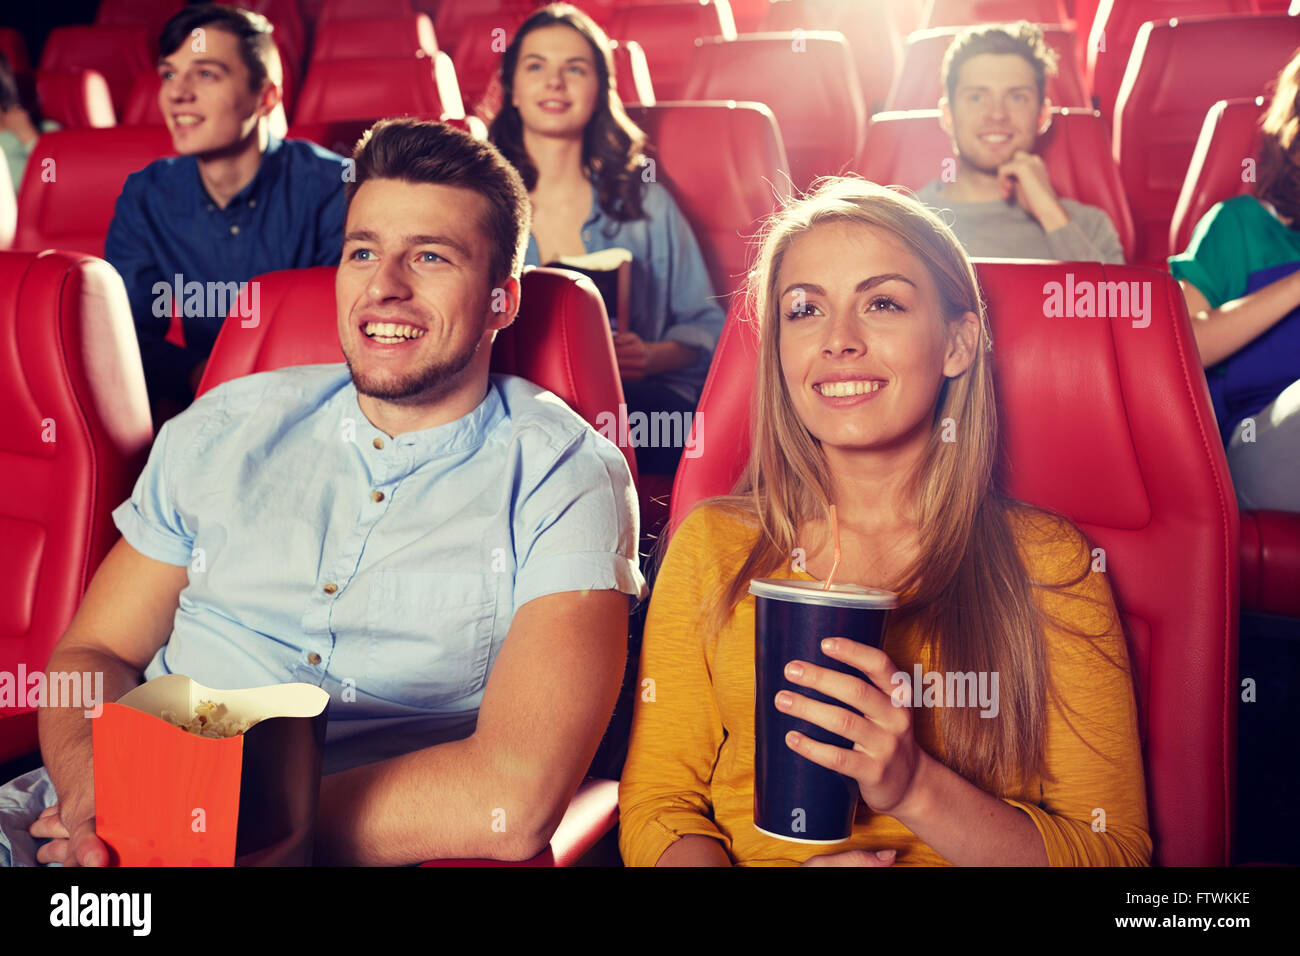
669, 261, 1236, 866
38, 25, 154, 117
684, 33, 866, 194
95, 0, 183, 30
196, 265, 637, 485
319, 0, 414, 20
35, 68, 117, 129
13, 127, 176, 257
857, 107, 1136, 262
293, 53, 465, 125
760, 0, 904, 113
1113, 14, 1300, 264
625, 101, 791, 298
922, 0, 1069, 28
606, 0, 737, 101
1088, 0, 1260, 118
311, 13, 439, 63
287, 116, 485, 157
0, 27, 32, 75
888, 25, 1090, 110
612, 39, 654, 106
216, 0, 308, 77
1170, 97, 1267, 256
0, 250, 152, 763
444, 8, 531, 114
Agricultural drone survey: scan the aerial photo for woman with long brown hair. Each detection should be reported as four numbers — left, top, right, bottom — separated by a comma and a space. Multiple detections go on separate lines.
618, 177, 1150, 866
1171, 48, 1300, 512
488, 3, 725, 475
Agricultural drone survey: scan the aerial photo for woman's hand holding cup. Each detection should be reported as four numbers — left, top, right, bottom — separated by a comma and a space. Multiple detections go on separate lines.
776, 637, 926, 818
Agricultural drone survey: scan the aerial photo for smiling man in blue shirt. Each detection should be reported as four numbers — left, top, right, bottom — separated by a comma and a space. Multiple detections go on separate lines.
105, 4, 347, 421
0, 118, 645, 867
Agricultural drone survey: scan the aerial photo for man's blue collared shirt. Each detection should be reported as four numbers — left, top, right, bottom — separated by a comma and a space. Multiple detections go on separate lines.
104, 136, 348, 405
111, 365, 647, 775
524, 180, 727, 404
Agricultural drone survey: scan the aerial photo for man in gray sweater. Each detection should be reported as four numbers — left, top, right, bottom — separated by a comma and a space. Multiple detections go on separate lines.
914, 22, 1124, 264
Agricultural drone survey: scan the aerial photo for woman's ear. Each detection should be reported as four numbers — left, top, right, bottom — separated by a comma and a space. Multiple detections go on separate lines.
943, 311, 980, 378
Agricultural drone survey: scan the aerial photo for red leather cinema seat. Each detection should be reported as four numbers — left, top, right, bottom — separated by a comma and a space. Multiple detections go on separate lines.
38, 25, 154, 118
921, 0, 1069, 28
857, 108, 1136, 262
1113, 14, 1300, 264
887, 25, 1090, 111
606, 0, 737, 101
95, 0, 183, 31
0, 251, 153, 766
195, 265, 634, 866
441, 7, 530, 117
624, 101, 791, 298
13, 127, 176, 257
319, 0, 415, 20
760, 0, 905, 113
1239, 511, 1300, 618
1170, 97, 1266, 257
670, 261, 1237, 866
310, 14, 439, 63
35, 69, 117, 129
293, 54, 465, 125
684, 33, 866, 194
1088, 0, 1260, 119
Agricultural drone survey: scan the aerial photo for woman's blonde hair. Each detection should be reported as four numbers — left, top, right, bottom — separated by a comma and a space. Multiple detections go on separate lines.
701, 177, 1095, 795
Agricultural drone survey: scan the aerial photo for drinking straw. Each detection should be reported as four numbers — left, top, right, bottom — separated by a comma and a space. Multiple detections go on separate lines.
823, 504, 841, 591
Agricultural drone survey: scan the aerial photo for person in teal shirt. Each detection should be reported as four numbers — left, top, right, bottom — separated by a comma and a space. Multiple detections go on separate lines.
1170, 53, 1300, 513
0, 52, 56, 193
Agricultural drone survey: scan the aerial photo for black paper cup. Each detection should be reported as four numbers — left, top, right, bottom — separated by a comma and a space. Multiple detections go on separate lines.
750, 578, 898, 844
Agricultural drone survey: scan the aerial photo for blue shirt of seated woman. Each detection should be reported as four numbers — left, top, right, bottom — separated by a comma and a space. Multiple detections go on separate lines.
523, 178, 726, 406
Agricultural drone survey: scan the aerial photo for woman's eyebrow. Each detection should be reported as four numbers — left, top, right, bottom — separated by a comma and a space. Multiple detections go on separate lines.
779, 274, 917, 299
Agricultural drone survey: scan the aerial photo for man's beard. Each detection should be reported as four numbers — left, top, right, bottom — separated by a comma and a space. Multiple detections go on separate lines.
347, 333, 484, 404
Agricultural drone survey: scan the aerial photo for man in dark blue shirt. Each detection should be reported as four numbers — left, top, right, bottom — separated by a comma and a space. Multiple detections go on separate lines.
105, 4, 346, 420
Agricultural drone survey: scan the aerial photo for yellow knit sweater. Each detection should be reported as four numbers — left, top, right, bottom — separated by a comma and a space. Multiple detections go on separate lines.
618, 501, 1151, 866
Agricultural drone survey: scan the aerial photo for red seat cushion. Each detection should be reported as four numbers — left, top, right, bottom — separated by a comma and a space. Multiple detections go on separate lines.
683, 33, 866, 194
35, 69, 117, 129
293, 54, 465, 125
922, 0, 1069, 28
13, 127, 176, 257
671, 262, 1236, 865
0, 250, 152, 764
1088, 0, 1260, 119
856, 107, 1136, 262
624, 101, 791, 298
606, 0, 736, 101
38, 25, 154, 118
1113, 13, 1300, 264
1169, 97, 1267, 257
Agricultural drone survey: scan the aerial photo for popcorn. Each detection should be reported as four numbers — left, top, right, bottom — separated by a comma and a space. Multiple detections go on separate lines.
161, 700, 261, 738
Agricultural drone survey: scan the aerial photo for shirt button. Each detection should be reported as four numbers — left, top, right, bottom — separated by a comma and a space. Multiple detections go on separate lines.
207, 204, 214, 212
322, 583, 338, 594
230, 225, 240, 235
582, 229, 591, 241
372, 437, 384, 449
307, 652, 321, 666
371, 490, 385, 503
248, 199, 256, 208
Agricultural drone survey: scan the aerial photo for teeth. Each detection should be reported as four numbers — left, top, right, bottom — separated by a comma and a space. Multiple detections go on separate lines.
364, 322, 426, 340
174, 116, 201, 125
816, 381, 881, 397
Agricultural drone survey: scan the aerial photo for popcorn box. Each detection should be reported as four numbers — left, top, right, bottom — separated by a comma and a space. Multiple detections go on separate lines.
92, 675, 330, 866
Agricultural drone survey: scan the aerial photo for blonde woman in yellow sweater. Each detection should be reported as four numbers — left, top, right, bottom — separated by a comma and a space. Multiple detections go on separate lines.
617, 177, 1151, 867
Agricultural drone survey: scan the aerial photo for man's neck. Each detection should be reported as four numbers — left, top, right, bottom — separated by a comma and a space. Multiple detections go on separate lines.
357, 377, 491, 439
197, 124, 269, 209
522, 128, 588, 190
939, 161, 1005, 204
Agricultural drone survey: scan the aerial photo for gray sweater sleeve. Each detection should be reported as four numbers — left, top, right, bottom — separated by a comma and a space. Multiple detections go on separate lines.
1046, 202, 1126, 264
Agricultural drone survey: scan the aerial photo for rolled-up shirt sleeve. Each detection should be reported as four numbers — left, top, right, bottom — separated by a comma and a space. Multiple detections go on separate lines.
111, 417, 197, 567
618, 506, 731, 866
512, 427, 647, 609
1046, 204, 1126, 265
